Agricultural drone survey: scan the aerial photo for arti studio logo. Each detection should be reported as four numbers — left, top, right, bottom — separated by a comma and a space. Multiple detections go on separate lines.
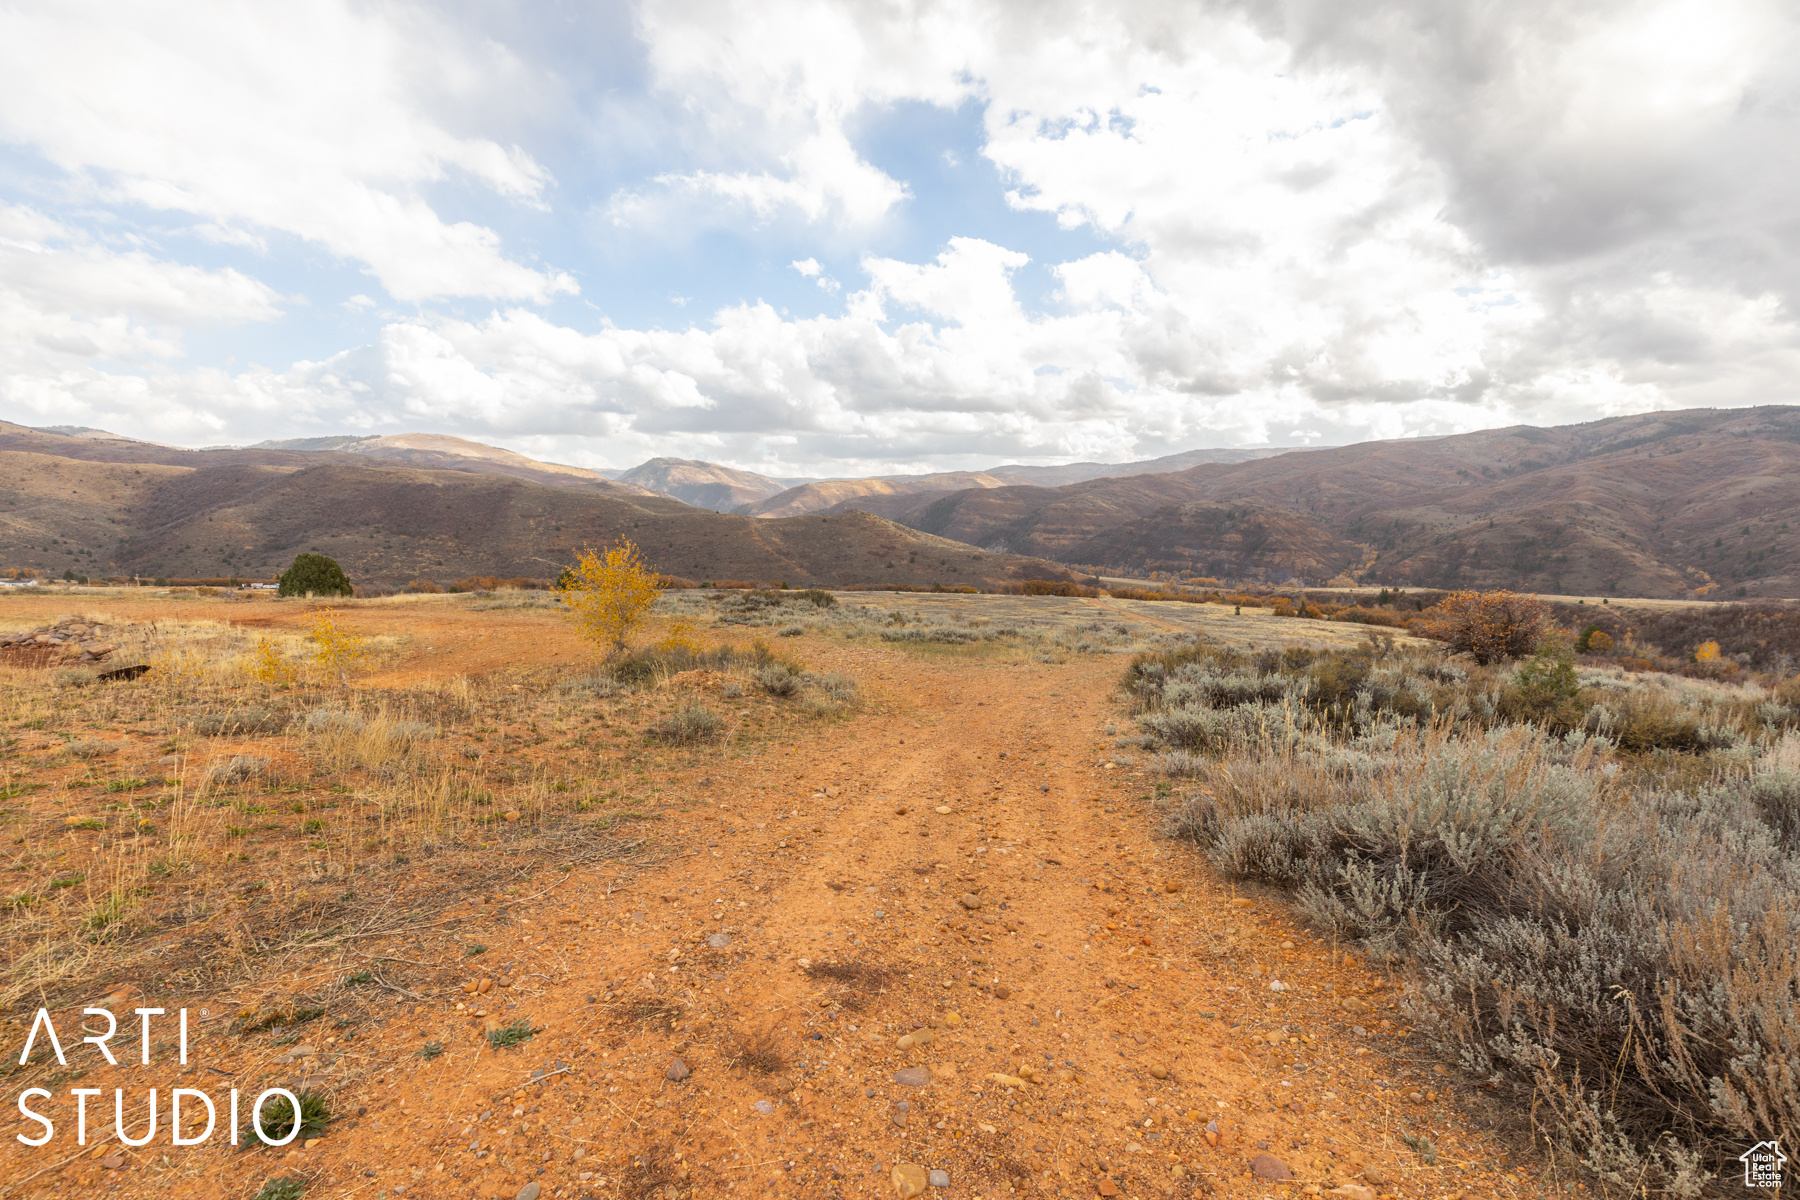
1741, 1140, 1786, 1189
12, 1007, 300, 1149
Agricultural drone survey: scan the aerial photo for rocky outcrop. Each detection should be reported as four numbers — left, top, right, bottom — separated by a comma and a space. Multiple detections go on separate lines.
0, 616, 120, 662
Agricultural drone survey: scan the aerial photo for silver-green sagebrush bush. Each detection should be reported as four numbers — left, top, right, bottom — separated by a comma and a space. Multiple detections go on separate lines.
1140, 638, 1800, 1196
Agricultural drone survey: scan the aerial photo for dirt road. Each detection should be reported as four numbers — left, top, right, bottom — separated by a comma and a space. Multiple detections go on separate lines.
1, 611, 1544, 1200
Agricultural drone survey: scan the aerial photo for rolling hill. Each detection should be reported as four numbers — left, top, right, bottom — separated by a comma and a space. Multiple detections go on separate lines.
11, 407, 1798, 598
0, 423, 1072, 588
613, 458, 792, 512
738, 447, 1307, 516
741, 471, 1016, 518
256, 432, 657, 496
805, 408, 1800, 597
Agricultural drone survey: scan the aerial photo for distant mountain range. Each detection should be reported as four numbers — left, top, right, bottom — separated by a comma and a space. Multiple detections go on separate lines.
0, 423, 1072, 588
537, 446, 1303, 514
251, 433, 658, 497
6, 409, 1797, 597
832, 407, 1800, 598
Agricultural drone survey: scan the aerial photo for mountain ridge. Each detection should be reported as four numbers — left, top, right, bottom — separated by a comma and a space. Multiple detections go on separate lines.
0, 428, 1073, 589
835, 407, 1800, 598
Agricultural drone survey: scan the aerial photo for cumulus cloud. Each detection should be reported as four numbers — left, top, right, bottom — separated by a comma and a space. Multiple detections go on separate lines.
0, 202, 282, 419
0, 0, 573, 302
4, 0, 1799, 473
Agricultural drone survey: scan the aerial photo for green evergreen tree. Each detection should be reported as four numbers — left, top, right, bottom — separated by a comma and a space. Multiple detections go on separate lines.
278, 553, 352, 598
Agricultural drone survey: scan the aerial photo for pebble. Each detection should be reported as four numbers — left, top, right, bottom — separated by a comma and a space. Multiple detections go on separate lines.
503, 810, 521, 822
928, 1169, 951, 1187
706, 933, 732, 949
1327, 1186, 1377, 1200
1249, 1154, 1293, 1181
100, 1154, 124, 1170
892, 1163, 929, 1197
1269, 980, 1287, 992
1362, 1166, 1389, 1186
893, 1067, 932, 1087
665, 1057, 690, 1081
753, 1099, 775, 1114
1148, 1065, 1169, 1079
957, 893, 983, 910
992, 985, 1011, 1000
516, 1184, 542, 1200
934, 806, 952, 814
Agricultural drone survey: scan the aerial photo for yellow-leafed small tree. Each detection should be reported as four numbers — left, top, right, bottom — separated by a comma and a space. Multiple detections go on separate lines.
308, 609, 368, 686
560, 539, 663, 655
249, 635, 297, 686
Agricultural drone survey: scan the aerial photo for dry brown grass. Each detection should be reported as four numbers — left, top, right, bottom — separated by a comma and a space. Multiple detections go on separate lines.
0, 609, 857, 1015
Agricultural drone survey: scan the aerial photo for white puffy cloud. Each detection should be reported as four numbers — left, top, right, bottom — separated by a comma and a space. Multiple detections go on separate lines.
0, 204, 282, 425
0, 0, 573, 302
5, 0, 1800, 474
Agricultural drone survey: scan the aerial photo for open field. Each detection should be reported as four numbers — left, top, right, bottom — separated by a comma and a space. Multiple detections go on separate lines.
0, 589, 1790, 1200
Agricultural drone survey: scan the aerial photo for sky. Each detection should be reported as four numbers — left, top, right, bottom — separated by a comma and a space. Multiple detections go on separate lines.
2, 0, 1797, 478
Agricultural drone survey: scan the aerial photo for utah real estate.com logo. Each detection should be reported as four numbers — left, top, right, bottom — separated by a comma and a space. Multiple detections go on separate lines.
1742, 1140, 1786, 1189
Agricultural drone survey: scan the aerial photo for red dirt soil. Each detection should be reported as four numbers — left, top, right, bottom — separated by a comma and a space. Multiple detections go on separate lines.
0, 600, 1552, 1200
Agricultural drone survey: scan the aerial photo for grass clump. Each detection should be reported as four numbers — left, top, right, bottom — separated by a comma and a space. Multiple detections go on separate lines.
206, 755, 270, 785
649, 702, 724, 744
242, 1089, 331, 1148
605, 640, 779, 688
252, 1178, 306, 1200
487, 1019, 537, 1050
191, 707, 287, 736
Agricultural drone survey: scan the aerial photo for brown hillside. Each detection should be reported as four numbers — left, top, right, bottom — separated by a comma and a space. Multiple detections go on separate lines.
615, 456, 790, 511
337, 432, 657, 496
831, 407, 1800, 597
1061, 501, 1369, 583
866, 474, 1202, 557
0, 445, 1070, 588
744, 470, 1013, 518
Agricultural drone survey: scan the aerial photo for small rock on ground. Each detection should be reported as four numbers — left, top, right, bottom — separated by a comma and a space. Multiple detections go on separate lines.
892, 1163, 928, 1197
928, 1169, 951, 1187
1250, 1154, 1293, 1181
665, 1057, 690, 1081
516, 1183, 542, 1200
706, 932, 732, 949
893, 1066, 931, 1087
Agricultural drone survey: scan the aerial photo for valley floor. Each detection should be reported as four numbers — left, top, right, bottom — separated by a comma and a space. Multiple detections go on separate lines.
0, 597, 1554, 1200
